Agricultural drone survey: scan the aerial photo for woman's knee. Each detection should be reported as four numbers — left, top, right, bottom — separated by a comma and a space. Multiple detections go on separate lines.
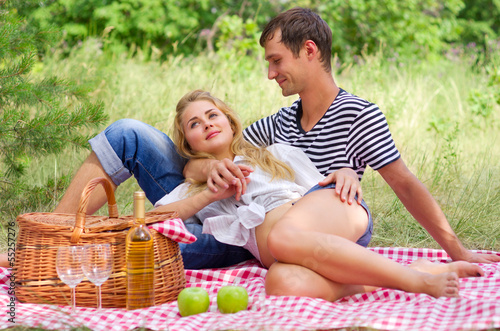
266, 262, 340, 300
267, 220, 305, 261
265, 263, 311, 297
104, 119, 152, 141
104, 119, 177, 157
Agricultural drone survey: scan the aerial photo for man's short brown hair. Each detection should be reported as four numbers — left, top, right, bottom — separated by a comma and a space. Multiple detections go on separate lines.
260, 7, 332, 72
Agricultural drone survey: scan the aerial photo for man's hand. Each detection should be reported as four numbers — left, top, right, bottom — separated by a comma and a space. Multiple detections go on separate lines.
207, 158, 254, 201
457, 251, 500, 264
318, 168, 362, 205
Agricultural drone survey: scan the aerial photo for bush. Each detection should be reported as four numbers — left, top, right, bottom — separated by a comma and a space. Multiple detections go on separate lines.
0, 1, 107, 220
15, 0, 500, 64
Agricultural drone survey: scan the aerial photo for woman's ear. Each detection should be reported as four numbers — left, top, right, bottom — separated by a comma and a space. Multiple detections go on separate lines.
184, 141, 193, 154
229, 118, 236, 136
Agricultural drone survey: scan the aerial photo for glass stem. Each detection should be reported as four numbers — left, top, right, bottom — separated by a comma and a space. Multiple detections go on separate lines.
98, 285, 102, 310
72, 287, 76, 314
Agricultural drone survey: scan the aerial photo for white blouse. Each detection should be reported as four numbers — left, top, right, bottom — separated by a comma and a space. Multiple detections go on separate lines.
154, 144, 325, 247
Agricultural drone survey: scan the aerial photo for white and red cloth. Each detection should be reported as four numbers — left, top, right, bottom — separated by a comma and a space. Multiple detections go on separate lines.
149, 217, 197, 244
2, 247, 499, 331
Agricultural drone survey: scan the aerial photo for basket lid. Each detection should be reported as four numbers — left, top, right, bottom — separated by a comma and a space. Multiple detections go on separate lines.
17, 211, 178, 234
16, 178, 178, 238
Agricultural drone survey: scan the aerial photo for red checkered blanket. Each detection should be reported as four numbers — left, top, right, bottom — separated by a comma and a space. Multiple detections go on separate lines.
2, 247, 499, 331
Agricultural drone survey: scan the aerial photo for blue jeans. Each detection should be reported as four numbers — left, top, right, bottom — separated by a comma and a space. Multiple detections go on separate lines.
89, 119, 253, 269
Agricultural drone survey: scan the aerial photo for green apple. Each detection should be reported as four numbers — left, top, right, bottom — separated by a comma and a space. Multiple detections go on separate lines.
177, 287, 210, 317
217, 286, 248, 314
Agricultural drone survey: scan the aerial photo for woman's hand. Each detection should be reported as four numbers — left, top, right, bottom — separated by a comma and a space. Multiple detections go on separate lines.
207, 158, 253, 201
318, 168, 362, 205
205, 177, 252, 203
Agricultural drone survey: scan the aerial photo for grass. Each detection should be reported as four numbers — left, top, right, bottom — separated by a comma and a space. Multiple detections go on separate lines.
2, 39, 499, 254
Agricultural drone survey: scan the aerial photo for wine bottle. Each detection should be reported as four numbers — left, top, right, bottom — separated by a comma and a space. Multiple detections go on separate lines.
126, 191, 155, 309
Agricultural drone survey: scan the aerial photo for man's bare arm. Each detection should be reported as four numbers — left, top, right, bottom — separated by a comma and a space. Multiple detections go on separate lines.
378, 158, 500, 263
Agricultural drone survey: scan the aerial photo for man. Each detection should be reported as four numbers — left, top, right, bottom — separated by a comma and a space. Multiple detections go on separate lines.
54, 7, 500, 268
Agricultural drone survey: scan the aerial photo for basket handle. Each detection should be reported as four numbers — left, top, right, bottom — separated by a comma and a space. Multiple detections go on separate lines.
70, 177, 119, 243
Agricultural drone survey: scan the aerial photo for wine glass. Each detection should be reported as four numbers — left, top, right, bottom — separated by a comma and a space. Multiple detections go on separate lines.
56, 246, 85, 313
82, 244, 113, 310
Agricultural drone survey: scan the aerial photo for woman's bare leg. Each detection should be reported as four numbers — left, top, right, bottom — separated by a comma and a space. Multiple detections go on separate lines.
266, 262, 378, 301
54, 151, 116, 215
265, 259, 481, 301
0, 254, 9, 268
263, 189, 461, 298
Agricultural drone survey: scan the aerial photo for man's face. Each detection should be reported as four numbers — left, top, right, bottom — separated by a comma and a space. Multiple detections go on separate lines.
264, 30, 308, 97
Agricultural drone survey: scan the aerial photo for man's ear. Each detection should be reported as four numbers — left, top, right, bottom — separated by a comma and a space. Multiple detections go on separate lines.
304, 40, 318, 59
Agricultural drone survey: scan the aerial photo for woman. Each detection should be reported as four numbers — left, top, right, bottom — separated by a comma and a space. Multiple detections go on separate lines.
154, 89, 481, 301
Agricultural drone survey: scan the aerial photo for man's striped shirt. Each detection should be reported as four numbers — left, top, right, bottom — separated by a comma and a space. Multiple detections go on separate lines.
243, 88, 400, 180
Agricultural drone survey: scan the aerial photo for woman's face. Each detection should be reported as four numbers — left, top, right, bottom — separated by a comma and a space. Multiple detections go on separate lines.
182, 100, 235, 160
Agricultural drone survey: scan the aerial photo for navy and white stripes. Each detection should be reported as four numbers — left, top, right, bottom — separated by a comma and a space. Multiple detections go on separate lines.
243, 89, 400, 180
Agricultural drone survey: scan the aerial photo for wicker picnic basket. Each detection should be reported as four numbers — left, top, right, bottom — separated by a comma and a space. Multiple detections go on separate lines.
13, 177, 186, 308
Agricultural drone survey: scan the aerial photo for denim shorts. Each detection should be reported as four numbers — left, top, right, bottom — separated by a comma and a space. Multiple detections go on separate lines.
303, 183, 373, 247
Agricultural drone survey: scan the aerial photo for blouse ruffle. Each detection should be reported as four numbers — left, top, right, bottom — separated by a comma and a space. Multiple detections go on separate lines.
154, 144, 325, 248
201, 201, 266, 246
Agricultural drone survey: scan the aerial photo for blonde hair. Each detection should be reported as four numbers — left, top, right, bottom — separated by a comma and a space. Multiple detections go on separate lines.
173, 90, 294, 192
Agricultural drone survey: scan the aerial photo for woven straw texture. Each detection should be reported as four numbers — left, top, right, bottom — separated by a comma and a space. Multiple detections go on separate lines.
13, 177, 186, 308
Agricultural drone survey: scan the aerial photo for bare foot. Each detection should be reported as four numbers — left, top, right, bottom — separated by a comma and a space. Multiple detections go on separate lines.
413, 272, 460, 298
410, 259, 483, 278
